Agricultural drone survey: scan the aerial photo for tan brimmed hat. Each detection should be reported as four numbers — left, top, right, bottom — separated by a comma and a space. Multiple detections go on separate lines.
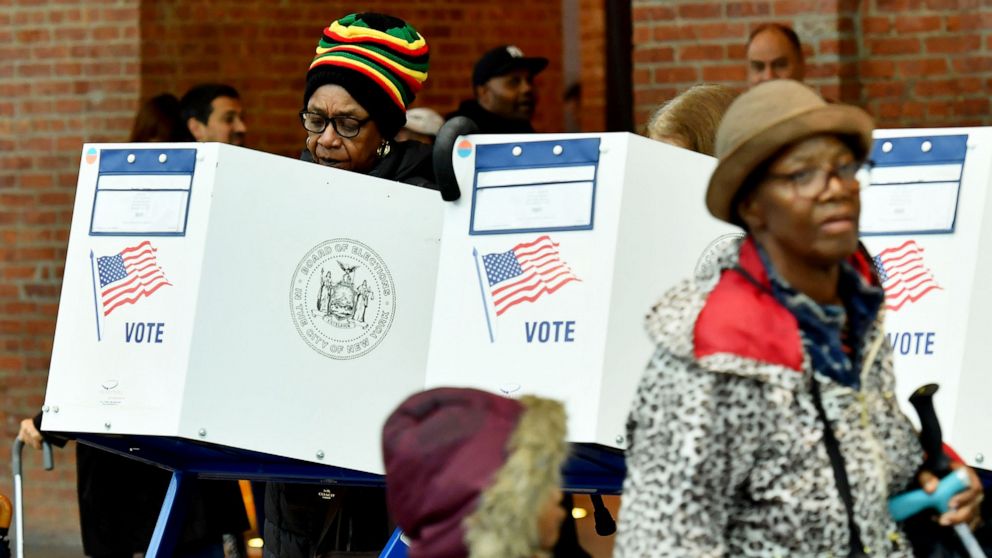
706, 80, 874, 223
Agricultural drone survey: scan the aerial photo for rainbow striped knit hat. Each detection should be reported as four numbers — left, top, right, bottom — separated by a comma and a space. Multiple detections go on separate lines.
304, 13, 429, 138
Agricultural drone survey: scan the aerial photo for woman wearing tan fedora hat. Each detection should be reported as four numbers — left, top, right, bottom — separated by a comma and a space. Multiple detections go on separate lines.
615, 80, 983, 557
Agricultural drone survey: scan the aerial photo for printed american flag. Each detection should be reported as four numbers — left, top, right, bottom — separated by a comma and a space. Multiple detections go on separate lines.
872, 240, 942, 312
96, 241, 171, 316
481, 235, 580, 316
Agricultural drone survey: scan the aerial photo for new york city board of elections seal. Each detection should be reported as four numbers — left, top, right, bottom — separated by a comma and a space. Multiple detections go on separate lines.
290, 239, 395, 360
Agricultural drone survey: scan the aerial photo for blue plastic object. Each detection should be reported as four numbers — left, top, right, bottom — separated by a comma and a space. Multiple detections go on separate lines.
889, 468, 971, 522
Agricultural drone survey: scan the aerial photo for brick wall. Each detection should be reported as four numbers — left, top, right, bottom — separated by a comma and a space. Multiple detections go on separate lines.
859, 0, 992, 127
1, 0, 141, 546
581, 0, 608, 132
632, 0, 992, 130
140, 1, 565, 159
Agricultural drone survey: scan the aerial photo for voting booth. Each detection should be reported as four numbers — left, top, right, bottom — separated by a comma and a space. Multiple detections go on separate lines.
41, 143, 445, 475
425, 133, 735, 449
861, 128, 992, 469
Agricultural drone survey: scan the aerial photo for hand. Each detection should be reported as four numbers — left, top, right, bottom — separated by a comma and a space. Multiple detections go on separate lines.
918, 462, 984, 530
17, 418, 43, 450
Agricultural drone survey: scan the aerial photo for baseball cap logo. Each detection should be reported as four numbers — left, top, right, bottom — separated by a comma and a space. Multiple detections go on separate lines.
506, 45, 524, 58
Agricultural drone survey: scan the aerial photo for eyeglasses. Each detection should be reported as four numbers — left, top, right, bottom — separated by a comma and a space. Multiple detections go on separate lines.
765, 160, 863, 198
299, 111, 370, 139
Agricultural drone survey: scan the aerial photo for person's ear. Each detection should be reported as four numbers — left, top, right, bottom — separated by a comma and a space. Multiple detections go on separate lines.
475, 83, 490, 105
737, 188, 765, 232
187, 117, 207, 142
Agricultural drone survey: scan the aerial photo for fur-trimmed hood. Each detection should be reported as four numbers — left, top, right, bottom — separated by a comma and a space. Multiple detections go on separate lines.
383, 388, 568, 558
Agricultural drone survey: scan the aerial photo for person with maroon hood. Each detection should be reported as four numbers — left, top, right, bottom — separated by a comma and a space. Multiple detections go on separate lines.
382, 388, 569, 558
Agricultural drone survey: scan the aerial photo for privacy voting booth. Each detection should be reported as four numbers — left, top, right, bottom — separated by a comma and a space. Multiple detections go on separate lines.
860, 128, 992, 469
425, 133, 736, 449
41, 143, 445, 477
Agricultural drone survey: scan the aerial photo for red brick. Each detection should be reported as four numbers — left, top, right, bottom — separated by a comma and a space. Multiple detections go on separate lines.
693, 23, 747, 40
925, 0, 980, 8
875, 0, 916, 11
925, 35, 981, 54
633, 87, 679, 106
726, 2, 771, 17
633, 25, 651, 44
701, 64, 747, 82
859, 59, 896, 78
17, 63, 51, 77
677, 3, 723, 18
952, 57, 992, 73
954, 98, 990, 116
652, 24, 692, 42
868, 37, 921, 55
632, 5, 676, 20
632, 68, 651, 86
91, 26, 120, 40
896, 58, 948, 77
866, 81, 906, 98
634, 46, 675, 63
14, 28, 50, 42
894, 15, 941, 33
653, 66, 700, 83
774, 0, 820, 15
944, 13, 992, 31
914, 79, 972, 97
727, 44, 747, 59
679, 44, 724, 61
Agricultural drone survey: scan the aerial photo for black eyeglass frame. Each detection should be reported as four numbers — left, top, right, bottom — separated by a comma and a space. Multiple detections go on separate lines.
764, 159, 868, 199
299, 110, 370, 139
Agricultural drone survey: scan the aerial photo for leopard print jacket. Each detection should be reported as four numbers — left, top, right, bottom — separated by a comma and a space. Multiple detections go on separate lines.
615, 238, 923, 558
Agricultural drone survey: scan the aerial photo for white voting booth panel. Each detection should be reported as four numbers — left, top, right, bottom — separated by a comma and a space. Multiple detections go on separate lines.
863, 128, 992, 468
43, 143, 443, 473
425, 133, 736, 449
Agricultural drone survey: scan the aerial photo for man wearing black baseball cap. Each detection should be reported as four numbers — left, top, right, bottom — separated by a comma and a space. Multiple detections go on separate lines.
447, 44, 548, 133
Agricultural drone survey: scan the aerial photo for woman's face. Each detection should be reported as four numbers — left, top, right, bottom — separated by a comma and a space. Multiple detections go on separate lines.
739, 134, 861, 267
305, 84, 384, 174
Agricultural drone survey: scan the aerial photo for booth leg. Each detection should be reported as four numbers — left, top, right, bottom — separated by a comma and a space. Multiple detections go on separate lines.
146, 470, 193, 558
378, 528, 408, 558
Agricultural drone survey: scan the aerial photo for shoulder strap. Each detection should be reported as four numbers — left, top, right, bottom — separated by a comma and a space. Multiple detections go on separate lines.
810, 376, 868, 558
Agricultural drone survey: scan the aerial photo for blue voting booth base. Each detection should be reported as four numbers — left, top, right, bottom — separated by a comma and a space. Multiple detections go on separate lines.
71, 434, 626, 558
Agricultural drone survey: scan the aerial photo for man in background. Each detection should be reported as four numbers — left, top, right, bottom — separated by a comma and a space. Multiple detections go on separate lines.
180, 83, 248, 146
447, 45, 547, 133
746, 23, 805, 87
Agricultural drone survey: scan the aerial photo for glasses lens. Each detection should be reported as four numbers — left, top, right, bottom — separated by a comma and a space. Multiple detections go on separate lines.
302, 113, 326, 133
334, 117, 362, 138
794, 162, 862, 198
836, 161, 860, 180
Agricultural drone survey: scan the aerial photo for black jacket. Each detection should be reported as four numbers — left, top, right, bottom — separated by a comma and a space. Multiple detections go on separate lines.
446, 99, 535, 134
299, 140, 439, 192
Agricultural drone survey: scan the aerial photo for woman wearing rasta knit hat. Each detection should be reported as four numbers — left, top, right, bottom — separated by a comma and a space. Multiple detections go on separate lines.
616, 80, 982, 556
264, 13, 437, 558
382, 388, 569, 558
300, 12, 435, 188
